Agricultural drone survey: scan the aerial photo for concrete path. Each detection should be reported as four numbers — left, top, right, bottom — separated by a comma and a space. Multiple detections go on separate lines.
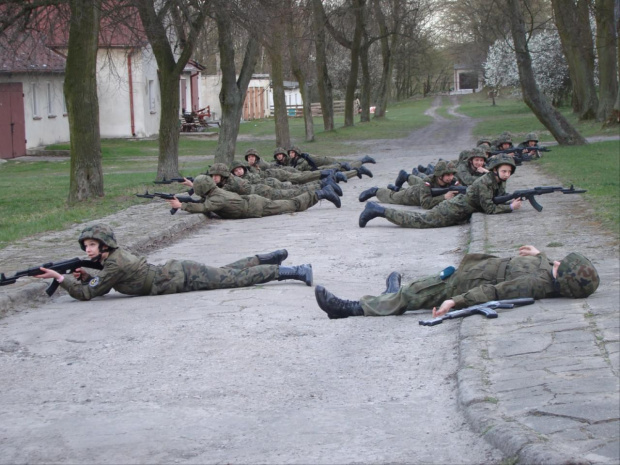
0, 97, 618, 464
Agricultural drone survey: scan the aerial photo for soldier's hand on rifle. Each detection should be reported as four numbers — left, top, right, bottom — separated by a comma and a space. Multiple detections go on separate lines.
72, 268, 90, 282
181, 178, 193, 188
518, 245, 540, 256
476, 167, 489, 174
166, 197, 182, 209
433, 299, 455, 318
444, 191, 457, 200
510, 198, 522, 210
33, 267, 62, 280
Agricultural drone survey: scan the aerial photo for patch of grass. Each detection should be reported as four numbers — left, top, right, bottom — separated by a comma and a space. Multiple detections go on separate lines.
546, 242, 564, 247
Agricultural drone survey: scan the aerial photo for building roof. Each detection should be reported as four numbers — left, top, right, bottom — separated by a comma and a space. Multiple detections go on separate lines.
0, 31, 66, 74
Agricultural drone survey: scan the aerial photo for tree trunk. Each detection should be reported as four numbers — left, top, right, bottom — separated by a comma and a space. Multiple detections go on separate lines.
507, 0, 587, 145
66, 0, 104, 203
359, 39, 371, 123
269, 39, 291, 148
551, 0, 599, 120
343, 0, 365, 127
214, 9, 260, 164
594, 0, 618, 122
157, 68, 181, 178
373, 0, 400, 119
311, 0, 334, 131
286, 1, 314, 142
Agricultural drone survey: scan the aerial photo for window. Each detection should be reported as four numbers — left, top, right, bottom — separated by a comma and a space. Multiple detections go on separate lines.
47, 82, 55, 117
148, 79, 156, 113
31, 83, 40, 119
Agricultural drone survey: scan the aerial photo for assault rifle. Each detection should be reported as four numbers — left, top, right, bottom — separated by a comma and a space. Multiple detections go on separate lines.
489, 146, 551, 157
492, 185, 586, 212
0, 258, 104, 296
419, 297, 535, 326
136, 191, 202, 215
430, 185, 468, 197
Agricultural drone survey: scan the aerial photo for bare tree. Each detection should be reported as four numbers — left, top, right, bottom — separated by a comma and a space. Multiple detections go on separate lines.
133, 0, 209, 180
506, 0, 586, 145
551, 0, 598, 120
594, 0, 618, 122
212, 2, 260, 164
311, 0, 335, 131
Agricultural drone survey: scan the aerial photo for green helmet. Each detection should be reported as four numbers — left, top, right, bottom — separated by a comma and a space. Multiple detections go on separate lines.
208, 162, 230, 178
556, 253, 600, 298
289, 146, 302, 156
78, 224, 118, 251
244, 148, 261, 162
273, 147, 288, 160
496, 132, 513, 146
522, 132, 538, 144
432, 160, 457, 178
477, 138, 492, 147
230, 160, 248, 176
467, 147, 488, 161
487, 154, 516, 173
193, 174, 217, 196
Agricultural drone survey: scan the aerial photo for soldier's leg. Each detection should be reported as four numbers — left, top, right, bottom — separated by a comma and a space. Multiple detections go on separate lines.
376, 187, 420, 206
260, 192, 316, 216
181, 260, 279, 291
222, 249, 288, 270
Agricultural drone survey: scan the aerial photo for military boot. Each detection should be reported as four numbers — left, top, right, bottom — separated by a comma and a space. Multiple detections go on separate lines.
315, 185, 342, 208
334, 171, 348, 183
381, 271, 402, 294
278, 264, 313, 286
315, 285, 364, 319
358, 186, 378, 202
339, 162, 353, 171
359, 201, 386, 228
387, 184, 400, 192
257, 249, 288, 265
354, 166, 373, 178
320, 176, 343, 196
425, 163, 435, 176
417, 164, 427, 173
394, 169, 409, 189
320, 169, 336, 179
360, 155, 376, 164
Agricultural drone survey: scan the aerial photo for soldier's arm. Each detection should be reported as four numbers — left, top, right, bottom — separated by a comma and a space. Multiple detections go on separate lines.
451, 276, 548, 309
59, 262, 120, 301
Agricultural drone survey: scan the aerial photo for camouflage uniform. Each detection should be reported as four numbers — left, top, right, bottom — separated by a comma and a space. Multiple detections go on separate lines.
456, 148, 488, 186
358, 252, 599, 316
517, 132, 542, 158
232, 160, 318, 192
59, 226, 279, 301
381, 159, 513, 228
288, 146, 364, 172
181, 175, 324, 219
226, 173, 317, 200
376, 161, 458, 209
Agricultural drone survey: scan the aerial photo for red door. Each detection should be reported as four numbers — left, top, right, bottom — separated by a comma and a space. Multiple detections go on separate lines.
0, 82, 26, 159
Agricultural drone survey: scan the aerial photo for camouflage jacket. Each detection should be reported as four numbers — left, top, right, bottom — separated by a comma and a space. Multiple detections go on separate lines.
181, 186, 264, 219
464, 171, 512, 214
450, 253, 557, 308
456, 162, 484, 187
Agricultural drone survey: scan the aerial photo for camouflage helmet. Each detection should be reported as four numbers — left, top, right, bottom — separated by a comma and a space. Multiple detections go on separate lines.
487, 154, 516, 173
288, 145, 302, 156
522, 132, 539, 144
496, 132, 513, 146
244, 148, 261, 162
273, 147, 288, 160
230, 160, 248, 176
193, 174, 217, 196
477, 138, 492, 147
467, 147, 488, 161
432, 160, 457, 178
78, 224, 118, 251
208, 162, 230, 178
556, 253, 600, 298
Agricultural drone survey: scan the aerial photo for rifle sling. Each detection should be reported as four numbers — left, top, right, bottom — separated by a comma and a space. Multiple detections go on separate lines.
141, 267, 156, 296
496, 258, 511, 283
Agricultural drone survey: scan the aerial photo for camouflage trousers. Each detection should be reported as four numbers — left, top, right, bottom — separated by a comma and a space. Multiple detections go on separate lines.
150, 255, 278, 295
360, 274, 457, 316
376, 186, 423, 206
384, 198, 476, 228
250, 191, 317, 217
263, 169, 323, 185
251, 183, 318, 200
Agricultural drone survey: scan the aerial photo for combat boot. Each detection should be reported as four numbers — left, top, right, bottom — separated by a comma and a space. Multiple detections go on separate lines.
417, 164, 427, 173
410, 168, 421, 177
334, 171, 347, 183
359, 201, 386, 228
315, 185, 342, 208
339, 162, 352, 171
278, 264, 313, 286
257, 249, 288, 265
358, 186, 378, 202
354, 166, 373, 178
425, 163, 435, 175
394, 169, 409, 189
320, 177, 343, 196
320, 169, 336, 179
360, 155, 376, 164
387, 184, 400, 192
381, 271, 402, 294
315, 285, 364, 319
